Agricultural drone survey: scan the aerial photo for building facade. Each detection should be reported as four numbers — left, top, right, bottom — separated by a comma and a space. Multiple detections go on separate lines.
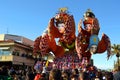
0, 34, 35, 67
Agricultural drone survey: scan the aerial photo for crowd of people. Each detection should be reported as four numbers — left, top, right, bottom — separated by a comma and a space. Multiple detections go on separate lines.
0, 64, 120, 80
0, 53, 120, 80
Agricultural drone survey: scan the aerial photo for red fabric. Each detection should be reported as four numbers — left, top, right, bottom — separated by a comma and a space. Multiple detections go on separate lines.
34, 74, 41, 80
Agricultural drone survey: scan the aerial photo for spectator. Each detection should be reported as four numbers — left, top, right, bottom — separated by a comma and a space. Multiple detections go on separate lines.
49, 69, 62, 80
26, 67, 36, 80
113, 67, 120, 80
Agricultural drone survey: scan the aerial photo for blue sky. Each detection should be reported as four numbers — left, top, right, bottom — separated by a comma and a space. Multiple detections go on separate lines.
0, 0, 120, 69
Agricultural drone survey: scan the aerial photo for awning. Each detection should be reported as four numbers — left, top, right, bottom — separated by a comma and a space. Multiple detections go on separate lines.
0, 47, 10, 50
12, 61, 34, 66
12, 61, 23, 65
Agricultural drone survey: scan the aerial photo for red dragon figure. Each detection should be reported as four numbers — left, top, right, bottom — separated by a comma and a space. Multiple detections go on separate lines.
75, 9, 112, 63
33, 29, 64, 58
33, 8, 76, 58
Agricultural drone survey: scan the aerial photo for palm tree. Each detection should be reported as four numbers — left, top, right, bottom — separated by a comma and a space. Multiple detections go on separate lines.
111, 44, 120, 69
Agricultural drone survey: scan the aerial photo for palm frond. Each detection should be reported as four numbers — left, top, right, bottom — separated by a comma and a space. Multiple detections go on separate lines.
111, 44, 120, 58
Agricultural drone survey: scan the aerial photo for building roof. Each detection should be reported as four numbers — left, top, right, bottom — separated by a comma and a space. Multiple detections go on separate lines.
0, 34, 34, 47
0, 40, 33, 50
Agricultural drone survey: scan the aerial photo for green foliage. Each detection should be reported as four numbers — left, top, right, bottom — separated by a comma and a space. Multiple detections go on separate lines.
112, 44, 120, 69
111, 44, 120, 55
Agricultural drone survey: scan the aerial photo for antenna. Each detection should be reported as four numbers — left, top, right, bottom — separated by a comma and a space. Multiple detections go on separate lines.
6, 27, 9, 34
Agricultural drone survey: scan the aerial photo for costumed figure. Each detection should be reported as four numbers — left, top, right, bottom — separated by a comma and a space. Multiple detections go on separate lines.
48, 7, 76, 52
33, 8, 76, 59
75, 9, 112, 64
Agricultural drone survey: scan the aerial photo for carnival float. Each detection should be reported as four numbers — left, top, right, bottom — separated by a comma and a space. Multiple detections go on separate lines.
33, 8, 112, 71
